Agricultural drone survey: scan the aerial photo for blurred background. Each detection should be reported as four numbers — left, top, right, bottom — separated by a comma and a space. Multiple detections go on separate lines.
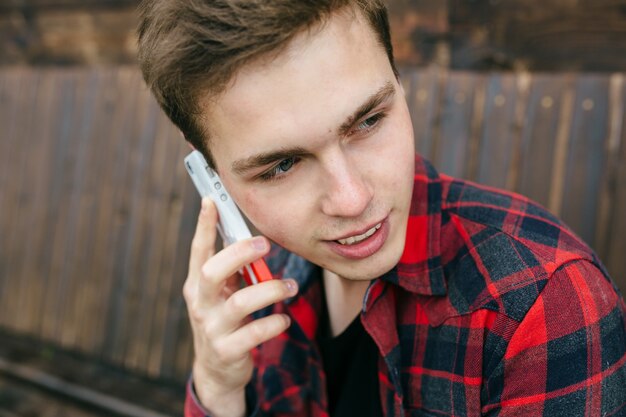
0, 0, 625, 415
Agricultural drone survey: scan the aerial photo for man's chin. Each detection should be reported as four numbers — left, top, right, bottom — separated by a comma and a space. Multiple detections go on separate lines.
334, 264, 395, 281
322, 246, 403, 282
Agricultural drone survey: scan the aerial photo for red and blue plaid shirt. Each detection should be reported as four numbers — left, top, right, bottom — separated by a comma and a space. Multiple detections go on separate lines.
187, 154, 626, 417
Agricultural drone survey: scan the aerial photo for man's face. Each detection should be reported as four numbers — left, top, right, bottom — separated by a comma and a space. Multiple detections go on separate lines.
201, 8, 415, 280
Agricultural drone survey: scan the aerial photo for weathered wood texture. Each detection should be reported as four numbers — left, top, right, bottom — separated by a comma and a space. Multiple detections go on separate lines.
1, 0, 626, 70
0, 67, 196, 383
0, 67, 624, 383
0, 6, 138, 65
447, 0, 626, 71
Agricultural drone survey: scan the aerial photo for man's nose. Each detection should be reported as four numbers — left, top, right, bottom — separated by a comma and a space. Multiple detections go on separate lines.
320, 152, 373, 218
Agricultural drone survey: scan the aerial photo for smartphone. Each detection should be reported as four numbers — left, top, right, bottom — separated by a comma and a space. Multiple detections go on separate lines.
184, 150, 273, 286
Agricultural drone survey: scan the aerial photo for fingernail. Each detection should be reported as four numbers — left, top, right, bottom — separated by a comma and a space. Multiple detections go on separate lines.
251, 237, 267, 251
284, 279, 298, 295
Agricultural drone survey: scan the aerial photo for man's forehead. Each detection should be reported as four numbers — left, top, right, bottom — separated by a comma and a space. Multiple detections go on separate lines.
203, 7, 381, 113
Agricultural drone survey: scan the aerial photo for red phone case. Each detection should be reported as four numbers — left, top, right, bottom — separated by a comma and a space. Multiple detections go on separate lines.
242, 258, 274, 286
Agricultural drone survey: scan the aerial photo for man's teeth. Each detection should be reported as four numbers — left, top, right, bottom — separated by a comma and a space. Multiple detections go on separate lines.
337, 223, 382, 245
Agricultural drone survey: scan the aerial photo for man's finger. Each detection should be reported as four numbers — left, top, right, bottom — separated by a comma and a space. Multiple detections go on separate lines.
197, 236, 271, 305
221, 279, 297, 331
220, 314, 292, 361
188, 197, 218, 284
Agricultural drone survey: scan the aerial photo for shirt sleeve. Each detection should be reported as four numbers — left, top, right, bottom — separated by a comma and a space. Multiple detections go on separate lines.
184, 376, 261, 417
484, 259, 626, 416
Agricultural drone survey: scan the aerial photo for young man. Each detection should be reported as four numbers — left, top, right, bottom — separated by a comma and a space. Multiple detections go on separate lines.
137, 1, 626, 416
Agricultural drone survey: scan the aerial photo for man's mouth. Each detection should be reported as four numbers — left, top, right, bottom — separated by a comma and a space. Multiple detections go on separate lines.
326, 218, 390, 260
336, 223, 382, 245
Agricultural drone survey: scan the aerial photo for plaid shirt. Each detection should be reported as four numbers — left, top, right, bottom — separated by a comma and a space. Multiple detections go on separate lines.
186, 155, 626, 417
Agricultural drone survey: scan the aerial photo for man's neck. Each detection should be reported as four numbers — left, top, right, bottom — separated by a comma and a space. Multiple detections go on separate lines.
322, 269, 372, 337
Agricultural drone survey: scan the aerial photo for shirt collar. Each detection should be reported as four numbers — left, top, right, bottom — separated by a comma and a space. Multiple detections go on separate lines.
266, 153, 446, 299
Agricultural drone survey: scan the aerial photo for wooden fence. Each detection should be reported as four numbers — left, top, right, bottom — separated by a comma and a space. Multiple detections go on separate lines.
0, 66, 624, 383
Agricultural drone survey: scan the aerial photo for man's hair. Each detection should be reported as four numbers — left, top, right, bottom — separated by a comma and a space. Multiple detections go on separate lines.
137, 0, 396, 167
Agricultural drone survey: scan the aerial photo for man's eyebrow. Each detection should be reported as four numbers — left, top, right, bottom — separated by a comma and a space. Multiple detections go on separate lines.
231, 147, 308, 175
337, 81, 396, 136
230, 82, 396, 176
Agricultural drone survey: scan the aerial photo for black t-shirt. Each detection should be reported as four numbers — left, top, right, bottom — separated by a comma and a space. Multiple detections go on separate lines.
317, 280, 383, 417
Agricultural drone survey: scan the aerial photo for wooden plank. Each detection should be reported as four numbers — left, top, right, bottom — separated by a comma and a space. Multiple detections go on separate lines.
144, 124, 190, 376
174, 323, 195, 383
39, 69, 83, 343
11, 69, 45, 334
0, 69, 23, 329
475, 73, 520, 188
100, 69, 145, 364
404, 67, 442, 160
465, 73, 487, 182
0, 69, 12, 202
503, 72, 532, 192
71, 69, 118, 354
161, 171, 200, 380
516, 74, 573, 209
426, 69, 448, 166
57, 69, 101, 349
105, 74, 158, 368
13, 69, 60, 337
559, 75, 610, 247
546, 77, 576, 217
73, 67, 113, 354
121, 95, 161, 373
125, 102, 178, 373
147, 174, 188, 377
594, 74, 624, 263
158, 177, 198, 380
0, 70, 21, 324
605, 77, 626, 295
0, 69, 40, 332
432, 71, 484, 178
85, 67, 139, 358
28, 70, 66, 339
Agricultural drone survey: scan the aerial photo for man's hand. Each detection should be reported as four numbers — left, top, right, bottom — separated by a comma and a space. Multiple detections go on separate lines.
183, 198, 298, 417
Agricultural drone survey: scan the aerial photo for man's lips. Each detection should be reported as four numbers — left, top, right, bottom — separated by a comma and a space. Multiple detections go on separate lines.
335, 222, 382, 245
330, 218, 387, 242
324, 217, 390, 260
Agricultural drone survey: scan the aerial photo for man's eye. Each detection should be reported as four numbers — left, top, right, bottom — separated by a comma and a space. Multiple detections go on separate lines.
259, 156, 299, 181
355, 113, 386, 133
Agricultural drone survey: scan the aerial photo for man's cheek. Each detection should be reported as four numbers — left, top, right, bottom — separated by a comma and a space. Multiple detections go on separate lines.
243, 201, 297, 245
262, 224, 301, 252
